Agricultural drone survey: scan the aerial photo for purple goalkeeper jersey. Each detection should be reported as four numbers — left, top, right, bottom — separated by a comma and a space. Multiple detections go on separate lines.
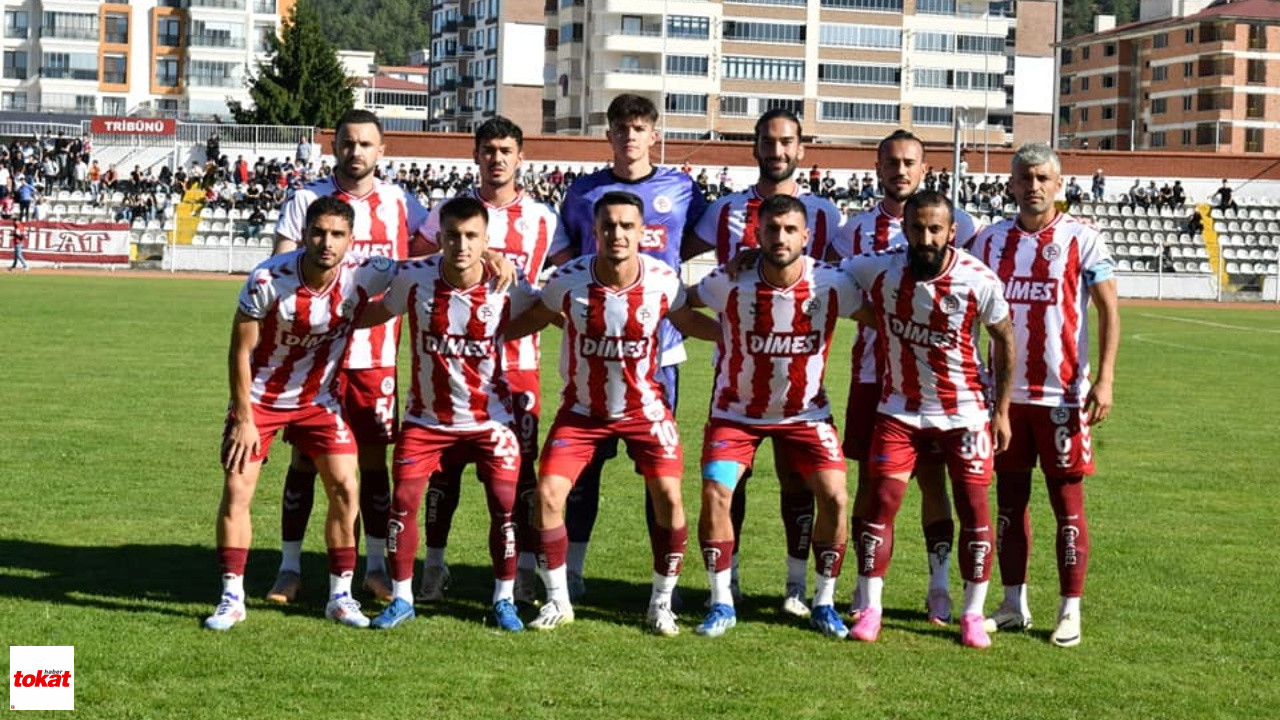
553, 166, 708, 365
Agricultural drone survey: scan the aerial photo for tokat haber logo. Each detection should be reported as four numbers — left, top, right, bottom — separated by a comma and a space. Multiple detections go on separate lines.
10, 645, 74, 710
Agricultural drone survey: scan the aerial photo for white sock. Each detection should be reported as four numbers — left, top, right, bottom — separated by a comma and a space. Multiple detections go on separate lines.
365, 537, 386, 573
860, 576, 885, 611
392, 579, 414, 603
221, 573, 245, 599
329, 571, 353, 598
1060, 596, 1081, 618
493, 578, 515, 604
785, 555, 807, 590
517, 551, 536, 572
279, 541, 303, 574
709, 569, 734, 608
425, 546, 447, 568
927, 547, 951, 592
963, 580, 989, 617
566, 542, 589, 576
813, 575, 838, 608
539, 564, 569, 606
650, 571, 678, 607
1003, 583, 1029, 614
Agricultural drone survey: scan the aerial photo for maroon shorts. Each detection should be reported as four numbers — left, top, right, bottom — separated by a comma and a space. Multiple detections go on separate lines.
539, 408, 684, 480
226, 403, 356, 464
505, 368, 541, 459
702, 417, 846, 485
868, 415, 994, 486
394, 422, 521, 485
995, 404, 1096, 476
336, 366, 398, 444
842, 383, 881, 462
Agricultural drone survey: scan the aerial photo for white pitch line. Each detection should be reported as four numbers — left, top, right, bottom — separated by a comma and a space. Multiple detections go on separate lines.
1130, 333, 1269, 359
1136, 313, 1280, 334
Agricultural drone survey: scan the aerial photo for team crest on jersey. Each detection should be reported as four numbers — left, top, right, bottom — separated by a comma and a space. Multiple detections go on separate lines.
637, 306, 653, 322
801, 297, 822, 316
514, 217, 530, 234
652, 194, 673, 213
477, 303, 496, 321
1051, 407, 1071, 425
369, 255, 394, 272
381, 377, 396, 394
1042, 243, 1061, 261
940, 294, 962, 314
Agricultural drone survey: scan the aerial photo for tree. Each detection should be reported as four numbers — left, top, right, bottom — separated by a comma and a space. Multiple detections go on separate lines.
229, 0, 354, 127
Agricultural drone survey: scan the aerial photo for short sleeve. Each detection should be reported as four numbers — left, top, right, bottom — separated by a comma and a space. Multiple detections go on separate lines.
507, 276, 539, 318
237, 269, 276, 319
977, 274, 1010, 326
838, 255, 876, 293
826, 267, 864, 317
273, 190, 310, 242
830, 221, 854, 259
693, 197, 722, 248
1079, 227, 1116, 286
669, 276, 688, 313
381, 263, 414, 316
539, 267, 570, 311
696, 267, 732, 313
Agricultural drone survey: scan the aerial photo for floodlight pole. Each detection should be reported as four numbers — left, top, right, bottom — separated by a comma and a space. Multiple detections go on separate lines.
951, 109, 963, 207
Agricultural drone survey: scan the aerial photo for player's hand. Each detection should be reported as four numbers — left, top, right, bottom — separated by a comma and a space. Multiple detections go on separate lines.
484, 250, 516, 291
222, 419, 260, 474
991, 410, 1012, 455
1084, 378, 1113, 425
724, 247, 760, 280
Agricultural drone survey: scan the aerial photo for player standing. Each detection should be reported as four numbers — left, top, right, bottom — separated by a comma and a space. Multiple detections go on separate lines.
691, 195, 858, 638
841, 191, 1015, 649
964, 143, 1119, 648
354, 197, 536, 632
267, 110, 429, 605
506, 191, 719, 635
691, 109, 843, 616
205, 196, 396, 630
549, 94, 712, 602
832, 130, 983, 625
411, 117, 562, 605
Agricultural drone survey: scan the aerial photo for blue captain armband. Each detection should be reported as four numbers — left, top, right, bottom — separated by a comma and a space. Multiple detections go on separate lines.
1084, 259, 1115, 286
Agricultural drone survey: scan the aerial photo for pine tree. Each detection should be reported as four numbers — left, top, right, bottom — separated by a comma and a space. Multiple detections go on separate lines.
229, 0, 354, 127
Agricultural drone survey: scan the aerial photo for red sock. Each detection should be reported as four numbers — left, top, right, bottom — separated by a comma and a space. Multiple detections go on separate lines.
995, 470, 1033, 585
328, 546, 357, 576
387, 472, 427, 581
650, 524, 688, 577
537, 526, 568, 570
217, 547, 249, 576
484, 480, 518, 580
699, 538, 735, 573
280, 467, 316, 542
358, 466, 391, 541
1047, 475, 1089, 597
779, 483, 815, 561
954, 480, 994, 583
859, 478, 908, 577
424, 464, 463, 548
813, 542, 847, 579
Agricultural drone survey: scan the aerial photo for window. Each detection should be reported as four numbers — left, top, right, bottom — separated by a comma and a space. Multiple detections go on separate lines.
158, 18, 181, 46
1248, 24, 1266, 50
1152, 66, 1167, 82
1184, 28, 1194, 43
666, 55, 708, 76
156, 58, 180, 87
1082, 46, 1091, 60
721, 56, 805, 82
103, 54, 127, 84
42, 52, 97, 80
665, 93, 707, 115
1104, 43, 1116, 56
1062, 47, 1074, 65
191, 20, 245, 48
1182, 129, 1192, 145
820, 23, 902, 49
103, 97, 127, 115
1151, 98, 1167, 115
916, 0, 956, 15
1102, 106, 1115, 120
667, 15, 709, 39
253, 0, 277, 13
620, 15, 643, 35
40, 11, 97, 40
912, 105, 953, 125
1153, 33, 1168, 49
719, 95, 750, 116
1182, 95, 1193, 111
1247, 59, 1266, 84
1061, 76, 1072, 96
1183, 61, 1193, 77
1245, 127, 1263, 153
104, 13, 127, 44
1150, 132, 1166, 148
1079, 107, 1089, 122
4, 10, 27, 39
2, 91, 26, 111
1081, 76, 1090, 91
1247, 94, 1265, 119
820, 0, 903, 9
913, 68, 1004, 90
3, 50, 26, 80
819, 100, 898, 123
818, 62, 900, 86
723, 20, 805, 44
1102, 74, 1116, 88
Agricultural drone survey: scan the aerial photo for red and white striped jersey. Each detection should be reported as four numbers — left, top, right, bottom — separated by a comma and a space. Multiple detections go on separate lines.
963, 212, 1115, 407
421, 189, 564, 371
382, 255, 538, 430
540, 254, 686, 421
275, 177, 429, 370
698, 257, 859, 424
841, 246, 1008, 429
834, 201, 983, 384
237, 251, 397, 411
693, 185, 841, 264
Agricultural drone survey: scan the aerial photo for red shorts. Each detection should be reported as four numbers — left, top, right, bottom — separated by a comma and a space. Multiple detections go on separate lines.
505, 368, 541, 459
226, 403, 356, 464
336, 366, 398, 444
868, 415, 994, 486
394, 422, 521, 485
842, 383, 881, 462
539, 408, 684, 481
996, 404, 1096, 476
702, 418, 846, 485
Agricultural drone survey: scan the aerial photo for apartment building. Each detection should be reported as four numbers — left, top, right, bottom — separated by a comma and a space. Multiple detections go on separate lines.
0, 0, 292, 119
541, 0, 1059, 147
1060, 0, 1280, 153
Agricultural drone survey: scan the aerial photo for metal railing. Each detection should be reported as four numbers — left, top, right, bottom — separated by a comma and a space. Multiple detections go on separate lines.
189, 34, 247, 49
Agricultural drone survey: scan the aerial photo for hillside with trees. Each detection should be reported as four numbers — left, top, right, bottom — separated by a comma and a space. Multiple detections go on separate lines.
1065, 0, 1140, 38
307, 0, 433, 65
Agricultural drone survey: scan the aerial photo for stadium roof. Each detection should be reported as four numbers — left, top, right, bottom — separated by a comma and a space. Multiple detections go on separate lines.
1064, 0, 1280, 44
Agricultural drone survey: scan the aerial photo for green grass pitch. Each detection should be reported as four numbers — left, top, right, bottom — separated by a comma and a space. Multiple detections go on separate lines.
1, 273, 1277, 718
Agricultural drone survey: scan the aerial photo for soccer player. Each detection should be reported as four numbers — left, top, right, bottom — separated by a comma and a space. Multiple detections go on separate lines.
964, 143, 1119, 648
410, 117, 563, 606
549, 93, 712, 602
841, 190, 1015, 649
832, 129, 983, 625
354, 196, 536, 632
267, 110, 429, 605
693, 109, 844, 617
691, 194, 859, 639
505, 191, 719, 635
205, 196, 397, 631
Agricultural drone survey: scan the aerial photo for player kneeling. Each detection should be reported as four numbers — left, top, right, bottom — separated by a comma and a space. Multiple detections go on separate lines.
359, 197, 535, 632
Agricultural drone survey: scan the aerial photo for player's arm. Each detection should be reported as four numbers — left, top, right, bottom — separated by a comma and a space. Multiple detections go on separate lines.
355, 299, 394, 329
680, 228, 715, 261
505, 301, 559, 340
668, 305, 720, 343
684, 283, 705, 309
223, 310, 261, 474
483, 250, 516, 291
272, 233, 297, 256
849, 304, 876, 326
985, 314, 1016, 454
1086, 277, 1120, 425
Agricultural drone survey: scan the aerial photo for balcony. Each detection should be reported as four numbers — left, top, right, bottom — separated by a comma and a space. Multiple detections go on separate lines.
189, 0, 247, 9
253, 0, 277, 13
460, 74, 476, 88
593, 29, 663, 54
457, 44, 476, 56
187, 75, 243, 88
459, 14, 476, 28
594, 67, 663, 91
42, 67, 99, 81
190, 34, 247, 49
39, 27, 98, 42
